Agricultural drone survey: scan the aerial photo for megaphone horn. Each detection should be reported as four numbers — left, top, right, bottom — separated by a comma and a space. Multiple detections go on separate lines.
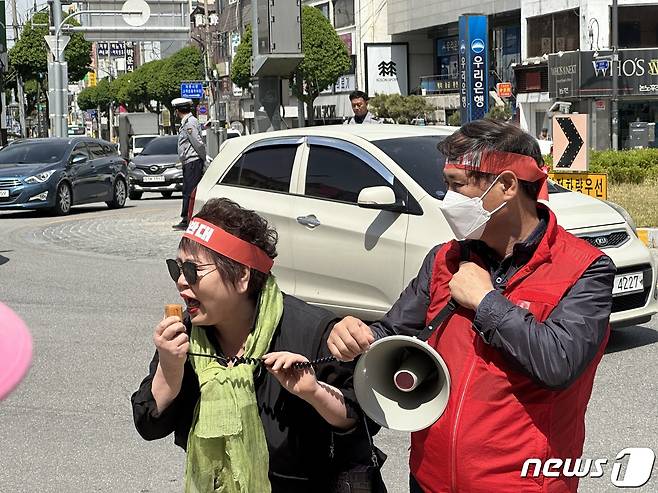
354, 335, 450, 432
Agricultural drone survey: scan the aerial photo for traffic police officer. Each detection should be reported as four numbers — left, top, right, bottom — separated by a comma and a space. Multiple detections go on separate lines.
344, 90, 381, 124
171, 97, 206, 230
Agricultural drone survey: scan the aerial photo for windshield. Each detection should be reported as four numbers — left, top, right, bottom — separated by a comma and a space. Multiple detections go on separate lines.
373, 136, 566, 199
0, 141, 69, 165
373, 136, 449, 199
140, 137, 177, 156
134, 136, 157, 150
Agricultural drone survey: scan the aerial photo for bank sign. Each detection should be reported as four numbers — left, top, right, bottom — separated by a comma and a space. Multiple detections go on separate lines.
459, 15, 489, 123
549, 49, 658, 98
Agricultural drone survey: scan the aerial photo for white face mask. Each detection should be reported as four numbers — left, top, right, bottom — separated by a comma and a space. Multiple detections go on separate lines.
439, 176, 507, 240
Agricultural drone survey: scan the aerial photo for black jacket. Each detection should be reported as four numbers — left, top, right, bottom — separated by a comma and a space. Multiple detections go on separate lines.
132, 294, 379, 492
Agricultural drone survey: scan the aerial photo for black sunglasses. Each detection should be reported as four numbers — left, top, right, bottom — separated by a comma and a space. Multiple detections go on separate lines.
166, 259, 217, 285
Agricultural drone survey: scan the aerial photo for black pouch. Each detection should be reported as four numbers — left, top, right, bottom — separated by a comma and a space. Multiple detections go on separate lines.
329, 415, 388, 493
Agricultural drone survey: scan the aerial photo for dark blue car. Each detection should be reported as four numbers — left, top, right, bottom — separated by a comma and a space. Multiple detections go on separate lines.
0, 137, 129, 215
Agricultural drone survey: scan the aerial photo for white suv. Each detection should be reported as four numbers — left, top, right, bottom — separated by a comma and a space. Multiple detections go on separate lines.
193, 125, 658, 328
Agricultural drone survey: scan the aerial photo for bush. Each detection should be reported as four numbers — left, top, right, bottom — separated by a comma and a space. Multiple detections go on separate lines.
546, 148, 658, 184
447, 111, 461, 127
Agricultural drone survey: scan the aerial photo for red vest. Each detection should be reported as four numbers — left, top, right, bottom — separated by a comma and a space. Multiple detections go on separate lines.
411, 209, 609, 493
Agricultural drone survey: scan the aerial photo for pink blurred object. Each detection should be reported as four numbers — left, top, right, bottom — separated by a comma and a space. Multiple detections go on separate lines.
0, 303, 33, 400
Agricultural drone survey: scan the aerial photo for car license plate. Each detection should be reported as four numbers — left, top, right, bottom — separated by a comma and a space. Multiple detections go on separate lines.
0, 190, 9, 198
612, 272, 644, 296
143, 176, 165, 183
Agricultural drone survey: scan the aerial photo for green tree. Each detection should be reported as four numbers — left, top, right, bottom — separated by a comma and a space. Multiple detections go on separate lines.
77, 86, 97, 111
291, 6, 351, 125
149, 47, 204, 130
230, 7, 351, 126
369, 94, 435, 124
9, 11, 92, 83
485, 103, 512, 121
230, 24, 252, 90
76, 78, 113, 115
447, 111, 461, 127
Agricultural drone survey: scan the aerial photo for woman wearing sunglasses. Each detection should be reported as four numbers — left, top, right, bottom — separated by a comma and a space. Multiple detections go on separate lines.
131, 198, 384, 493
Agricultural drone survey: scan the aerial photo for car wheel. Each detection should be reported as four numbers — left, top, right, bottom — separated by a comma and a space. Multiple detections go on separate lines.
128, 190, 142, 200
161, 191, 173, 199
52, 182, 72, 216
107, 178, 127, 209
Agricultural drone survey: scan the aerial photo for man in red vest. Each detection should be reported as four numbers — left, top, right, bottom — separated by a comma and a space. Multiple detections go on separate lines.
328, 119, 615, 492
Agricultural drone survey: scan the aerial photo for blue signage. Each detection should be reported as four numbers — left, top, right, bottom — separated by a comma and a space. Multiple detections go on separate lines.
180, 82, 205, 99
459, 15, 489, 123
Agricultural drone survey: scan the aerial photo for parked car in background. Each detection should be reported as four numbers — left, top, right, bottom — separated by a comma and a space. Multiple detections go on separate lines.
193, 125, 658, 329
128, 136, 182, 200
0, 137, 128, 215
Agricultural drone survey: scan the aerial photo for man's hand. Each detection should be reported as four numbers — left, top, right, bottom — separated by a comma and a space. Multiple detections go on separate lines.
449, 262, 495, 311
327, 316, 375, 361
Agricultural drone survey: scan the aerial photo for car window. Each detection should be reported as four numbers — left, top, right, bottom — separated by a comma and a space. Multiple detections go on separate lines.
72, 143, 89, 159
0, 141, 69, 165
102, 143, 116, 155
141, 137, 178, 156
305, 145, 392, 203
372, 136, 448, 199
87, 142, 105, 158
222, 145, 297, 193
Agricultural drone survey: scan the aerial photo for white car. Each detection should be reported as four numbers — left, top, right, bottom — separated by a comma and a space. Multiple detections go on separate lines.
193, 125, 658, 328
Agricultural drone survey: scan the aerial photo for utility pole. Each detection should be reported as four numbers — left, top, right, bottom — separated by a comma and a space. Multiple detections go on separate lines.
611, 0, 619, 150
11, 0, 26, 137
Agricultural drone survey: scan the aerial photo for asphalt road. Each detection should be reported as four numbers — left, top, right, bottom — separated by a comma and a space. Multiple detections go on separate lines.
0, 197, 656, 492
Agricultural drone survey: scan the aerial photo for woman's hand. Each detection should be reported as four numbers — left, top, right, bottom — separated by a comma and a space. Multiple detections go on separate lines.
153, 316, 189, 372
262, 351, 319, 398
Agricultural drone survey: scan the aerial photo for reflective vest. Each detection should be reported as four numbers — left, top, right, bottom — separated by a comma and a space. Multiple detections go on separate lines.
411, 209, 608, 493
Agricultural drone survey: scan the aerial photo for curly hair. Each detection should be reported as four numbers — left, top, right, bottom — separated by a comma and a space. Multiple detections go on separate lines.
438, 119, 544, 198
178, 198, 278, 299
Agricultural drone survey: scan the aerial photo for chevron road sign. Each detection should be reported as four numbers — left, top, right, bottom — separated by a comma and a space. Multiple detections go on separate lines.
552, 114, 588, 171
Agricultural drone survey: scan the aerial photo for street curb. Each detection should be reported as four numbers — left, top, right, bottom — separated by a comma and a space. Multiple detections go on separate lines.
637, 228, 658, 248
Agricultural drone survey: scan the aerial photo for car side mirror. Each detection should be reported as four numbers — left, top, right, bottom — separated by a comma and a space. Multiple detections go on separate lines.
70, 153, 87, 166
357, 186, 406, 212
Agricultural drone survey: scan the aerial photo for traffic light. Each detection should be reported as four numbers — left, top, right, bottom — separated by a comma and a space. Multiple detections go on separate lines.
88, 72, 97, 87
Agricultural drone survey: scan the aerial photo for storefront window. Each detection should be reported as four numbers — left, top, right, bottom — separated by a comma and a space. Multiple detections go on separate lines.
434, 36, 459, 92
315, 2, 330, 21
619, 6, 658, 48
333, 0, 354, 28
527, 9, 579, 57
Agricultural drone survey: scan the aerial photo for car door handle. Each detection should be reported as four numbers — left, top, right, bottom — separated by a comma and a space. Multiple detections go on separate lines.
296, 214, 321, 228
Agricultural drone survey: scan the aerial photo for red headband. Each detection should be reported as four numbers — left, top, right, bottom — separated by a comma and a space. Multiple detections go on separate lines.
445, 149, 549, 200
183, 218, 274, 274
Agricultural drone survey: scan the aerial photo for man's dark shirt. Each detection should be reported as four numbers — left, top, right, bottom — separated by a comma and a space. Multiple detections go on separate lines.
370, 210, 615, 390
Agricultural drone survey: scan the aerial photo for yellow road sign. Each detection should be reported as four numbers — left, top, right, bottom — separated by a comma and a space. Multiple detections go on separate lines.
88, 72, 97, 87
549, 172, 607, 200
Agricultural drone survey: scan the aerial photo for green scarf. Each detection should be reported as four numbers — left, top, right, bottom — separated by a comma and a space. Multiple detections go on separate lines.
184, 276, 283, 493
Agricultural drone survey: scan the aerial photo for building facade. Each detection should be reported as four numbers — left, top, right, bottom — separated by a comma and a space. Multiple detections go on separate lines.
517, 0, 658, 149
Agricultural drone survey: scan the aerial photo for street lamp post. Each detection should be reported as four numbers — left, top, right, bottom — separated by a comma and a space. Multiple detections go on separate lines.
48, 2, 142, 137
611, 0, 619, 150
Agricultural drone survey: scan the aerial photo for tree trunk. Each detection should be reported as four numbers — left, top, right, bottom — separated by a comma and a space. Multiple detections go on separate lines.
306, 99, 315, 126
169, 106, 177, 135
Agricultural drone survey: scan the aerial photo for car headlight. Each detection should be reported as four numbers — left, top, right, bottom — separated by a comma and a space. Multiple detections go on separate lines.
24, 169, 56, 184
128, 161, 136, 170
175, 161, 182, 169
604, 200, 637, 235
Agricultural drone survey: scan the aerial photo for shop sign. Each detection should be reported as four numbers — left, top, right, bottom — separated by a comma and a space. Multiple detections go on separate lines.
496, 82, 513, 98
549, 172, 607, 200
365, 43, 408, 96
549, 49, 658, 98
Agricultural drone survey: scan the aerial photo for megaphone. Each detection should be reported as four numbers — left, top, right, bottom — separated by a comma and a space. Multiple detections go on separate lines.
353, 335, 450, 432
